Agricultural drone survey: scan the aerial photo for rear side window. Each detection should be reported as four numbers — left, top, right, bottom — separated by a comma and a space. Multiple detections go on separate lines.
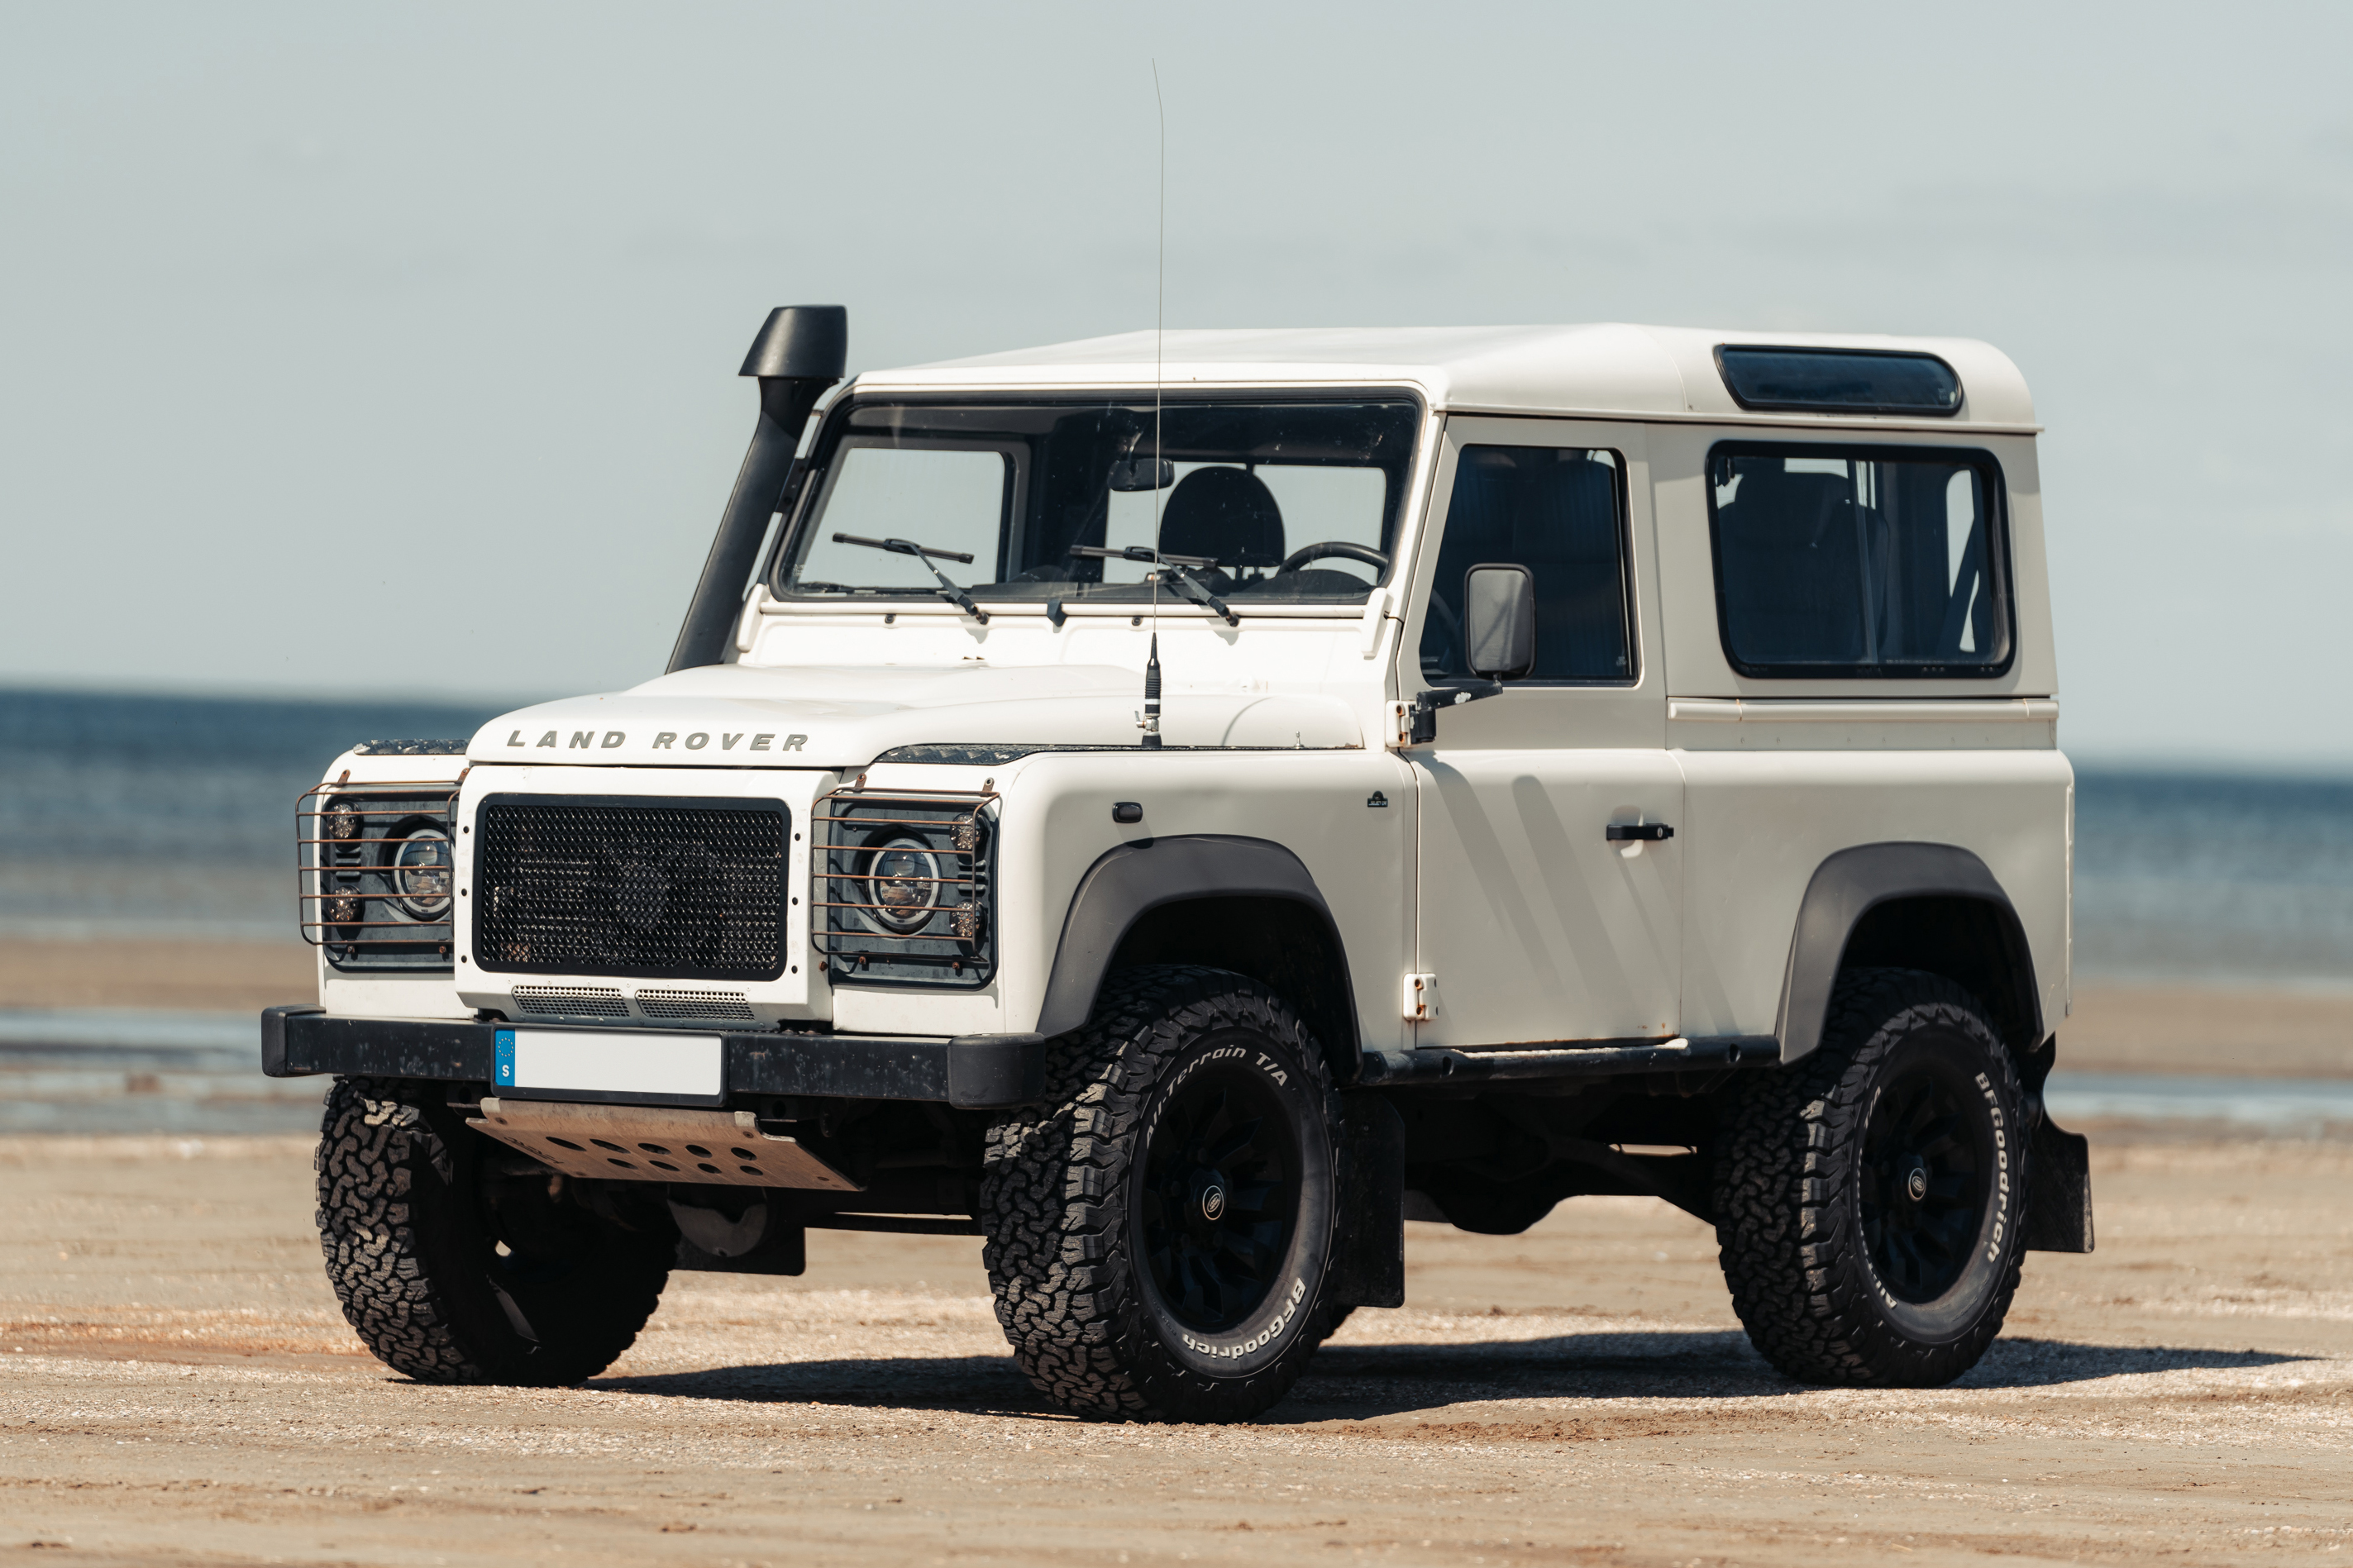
1706, 443, 2012, 679
1421, 445, 1633, 684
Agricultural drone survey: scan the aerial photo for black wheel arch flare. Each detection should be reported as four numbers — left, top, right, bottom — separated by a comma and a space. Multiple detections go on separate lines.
1778, 841, 2045, 1065
1036, 835, 1361, 1079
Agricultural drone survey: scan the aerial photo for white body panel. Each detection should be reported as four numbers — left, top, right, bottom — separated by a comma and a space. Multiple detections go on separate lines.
302, 321, 2070, 1066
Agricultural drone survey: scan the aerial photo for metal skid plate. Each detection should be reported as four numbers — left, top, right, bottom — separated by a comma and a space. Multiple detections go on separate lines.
468, 1099, 860, 1190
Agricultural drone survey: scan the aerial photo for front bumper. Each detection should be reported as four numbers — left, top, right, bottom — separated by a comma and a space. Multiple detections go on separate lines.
260, 1006, 1046, 1110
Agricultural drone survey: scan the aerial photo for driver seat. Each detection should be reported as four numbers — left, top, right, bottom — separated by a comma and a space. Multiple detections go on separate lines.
1157, 466, 1284, 569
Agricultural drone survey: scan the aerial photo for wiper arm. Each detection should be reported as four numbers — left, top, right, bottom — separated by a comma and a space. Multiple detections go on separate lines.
831, 532, 990, 623
1069, 544, 1239, 626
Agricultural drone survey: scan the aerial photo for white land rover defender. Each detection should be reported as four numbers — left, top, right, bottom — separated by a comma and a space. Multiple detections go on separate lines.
265, 307, 2092, 1420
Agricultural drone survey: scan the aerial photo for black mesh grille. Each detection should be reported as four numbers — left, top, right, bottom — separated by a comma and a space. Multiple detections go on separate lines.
474, 795, 788, 981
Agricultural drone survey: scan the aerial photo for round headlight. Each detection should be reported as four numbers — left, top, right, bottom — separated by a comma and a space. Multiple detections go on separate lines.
392, 829, 453, 920
861, 836, 940, 935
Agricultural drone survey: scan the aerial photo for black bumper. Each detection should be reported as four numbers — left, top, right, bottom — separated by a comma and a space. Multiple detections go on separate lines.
260, 1007, 1047, 1110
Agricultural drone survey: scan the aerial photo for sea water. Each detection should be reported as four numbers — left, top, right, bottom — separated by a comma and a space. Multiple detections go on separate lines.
2, 686, 2350, 983
0, 686, 508, 941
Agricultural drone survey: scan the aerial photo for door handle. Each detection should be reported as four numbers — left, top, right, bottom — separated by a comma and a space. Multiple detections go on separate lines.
1606, 822, 1674, 842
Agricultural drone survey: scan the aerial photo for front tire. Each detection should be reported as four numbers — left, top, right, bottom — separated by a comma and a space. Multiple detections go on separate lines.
1714, 969, 2028, 1387
981, 966, 1341, 1422
315, 1076, 673, 1385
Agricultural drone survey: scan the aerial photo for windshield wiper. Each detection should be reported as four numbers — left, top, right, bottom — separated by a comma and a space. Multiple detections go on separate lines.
830, 533, 990, 623
1069, 544, 1239, 626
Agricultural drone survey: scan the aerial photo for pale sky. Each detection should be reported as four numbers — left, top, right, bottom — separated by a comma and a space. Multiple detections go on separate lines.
5, 2, 2350, 767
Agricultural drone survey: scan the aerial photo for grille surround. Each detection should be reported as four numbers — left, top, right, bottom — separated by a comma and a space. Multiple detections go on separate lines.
472, 794, 790, 982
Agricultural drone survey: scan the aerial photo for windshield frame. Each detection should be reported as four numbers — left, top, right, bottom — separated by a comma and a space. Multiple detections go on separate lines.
762, 386, 1431, 613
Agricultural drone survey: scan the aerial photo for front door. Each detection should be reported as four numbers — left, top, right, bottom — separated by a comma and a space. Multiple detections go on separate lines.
1406, 420, 1682, 1047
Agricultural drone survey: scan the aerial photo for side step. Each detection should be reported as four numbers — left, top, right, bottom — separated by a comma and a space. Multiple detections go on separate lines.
467, 1098, 860, 1190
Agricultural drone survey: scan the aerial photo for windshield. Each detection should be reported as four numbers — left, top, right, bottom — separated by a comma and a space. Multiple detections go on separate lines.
771, 397, 1421, 606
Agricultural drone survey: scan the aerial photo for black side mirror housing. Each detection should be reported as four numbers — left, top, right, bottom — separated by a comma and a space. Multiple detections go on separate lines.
1463, 563, 1535, 679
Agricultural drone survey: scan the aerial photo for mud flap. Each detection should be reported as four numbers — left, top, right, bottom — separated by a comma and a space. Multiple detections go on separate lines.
2017, 1035, 2093, 1253
2023, 1112, 2094, 1253
1328, 1094, 1406, 1308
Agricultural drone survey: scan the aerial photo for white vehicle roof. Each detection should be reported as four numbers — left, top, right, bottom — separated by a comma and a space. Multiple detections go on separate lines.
857, 323, 2036, 432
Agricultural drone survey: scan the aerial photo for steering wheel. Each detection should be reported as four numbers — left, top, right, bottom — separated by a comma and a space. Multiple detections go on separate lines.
1276, 541, 1391, 574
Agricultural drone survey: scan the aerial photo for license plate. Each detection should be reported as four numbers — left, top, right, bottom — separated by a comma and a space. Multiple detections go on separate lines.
493, 1028, 723, 1099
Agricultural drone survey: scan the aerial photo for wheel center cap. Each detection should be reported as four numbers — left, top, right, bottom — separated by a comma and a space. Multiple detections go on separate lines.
1904, 1161, 1930, 1203
1182, 1166, 1229, 1227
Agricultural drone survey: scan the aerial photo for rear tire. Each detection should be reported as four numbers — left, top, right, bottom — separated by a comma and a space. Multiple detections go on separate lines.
1713, 968, 2027, 1387
980, 966, 1341, 1422
315, 1076, 673, 1385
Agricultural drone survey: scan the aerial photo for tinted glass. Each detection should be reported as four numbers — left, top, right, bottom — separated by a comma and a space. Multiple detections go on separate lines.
1716, 347, 1962, 416
776, 398, 1420, 605
1708, 444, 2010, 677
1420, 446, 1632, 684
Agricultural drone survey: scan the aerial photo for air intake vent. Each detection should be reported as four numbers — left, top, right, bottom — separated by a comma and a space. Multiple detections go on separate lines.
634, 989, 756, 1021
512, 985, 629, 1018
474, 794, 789, 982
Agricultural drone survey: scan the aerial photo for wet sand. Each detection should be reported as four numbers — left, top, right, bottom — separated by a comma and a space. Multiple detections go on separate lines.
0, 937, 314, 1015
2, 1128, 2350, 1566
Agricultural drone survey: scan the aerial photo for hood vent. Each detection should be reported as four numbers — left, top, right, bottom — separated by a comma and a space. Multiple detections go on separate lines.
634, 989, 757, 1021
512, 985, 628, 1018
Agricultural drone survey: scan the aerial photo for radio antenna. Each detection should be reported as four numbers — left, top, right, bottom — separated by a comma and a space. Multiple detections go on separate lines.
1152, 59, 1166, 555
1141, 60, 1167, 751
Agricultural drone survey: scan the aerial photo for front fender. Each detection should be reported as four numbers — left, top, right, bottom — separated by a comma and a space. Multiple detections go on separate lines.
1033, 834, 1346, 1040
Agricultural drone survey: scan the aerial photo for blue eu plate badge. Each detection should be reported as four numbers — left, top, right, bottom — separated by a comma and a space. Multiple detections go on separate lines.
494, 1029, 516, 1088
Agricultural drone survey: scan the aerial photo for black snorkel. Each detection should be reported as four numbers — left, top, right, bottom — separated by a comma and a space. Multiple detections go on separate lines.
667, 305, 848, 673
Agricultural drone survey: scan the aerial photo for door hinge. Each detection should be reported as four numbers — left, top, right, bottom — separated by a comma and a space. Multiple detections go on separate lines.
1403, 973, 1438, 1022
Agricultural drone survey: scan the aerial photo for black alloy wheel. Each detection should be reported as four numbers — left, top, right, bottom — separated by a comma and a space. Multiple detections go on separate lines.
1138, 1064, 1302, 1334
1714, 967, 2029, 1388
1859, 1055, 1991, 1303
981, 965, 1342, 1422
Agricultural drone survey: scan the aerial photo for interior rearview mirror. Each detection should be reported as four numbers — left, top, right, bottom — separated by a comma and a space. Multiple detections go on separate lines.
1463, 564, 1535, 679
1107, 457, 1176, 492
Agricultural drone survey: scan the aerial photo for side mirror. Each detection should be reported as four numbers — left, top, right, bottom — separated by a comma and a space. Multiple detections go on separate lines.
1463, 564, 1535, 679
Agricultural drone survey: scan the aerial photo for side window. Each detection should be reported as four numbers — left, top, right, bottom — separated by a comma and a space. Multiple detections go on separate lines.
1706, 442, 2012, 678
1420, 445, 1632, 684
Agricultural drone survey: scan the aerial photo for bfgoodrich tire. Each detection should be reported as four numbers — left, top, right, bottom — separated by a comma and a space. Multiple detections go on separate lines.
981, 965, 1342, 1422
1714, 968, 2028, 1388
315, 1076, 673, 1386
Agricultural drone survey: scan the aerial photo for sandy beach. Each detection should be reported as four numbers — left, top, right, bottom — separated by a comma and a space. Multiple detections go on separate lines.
2, 940, 2351, 1562
2, 1126, 2347, 1566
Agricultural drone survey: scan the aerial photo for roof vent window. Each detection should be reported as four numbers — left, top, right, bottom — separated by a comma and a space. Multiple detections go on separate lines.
1715, 346, 1962, 417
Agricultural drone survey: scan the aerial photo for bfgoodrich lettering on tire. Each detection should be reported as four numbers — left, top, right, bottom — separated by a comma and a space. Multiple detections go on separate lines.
980, 965, 1341, 1421
1713, 967, 2028, 1387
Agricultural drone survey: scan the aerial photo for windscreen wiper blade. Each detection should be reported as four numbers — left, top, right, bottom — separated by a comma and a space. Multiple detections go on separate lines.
1068, 544, 1239, 626
831, 532, 990, 623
